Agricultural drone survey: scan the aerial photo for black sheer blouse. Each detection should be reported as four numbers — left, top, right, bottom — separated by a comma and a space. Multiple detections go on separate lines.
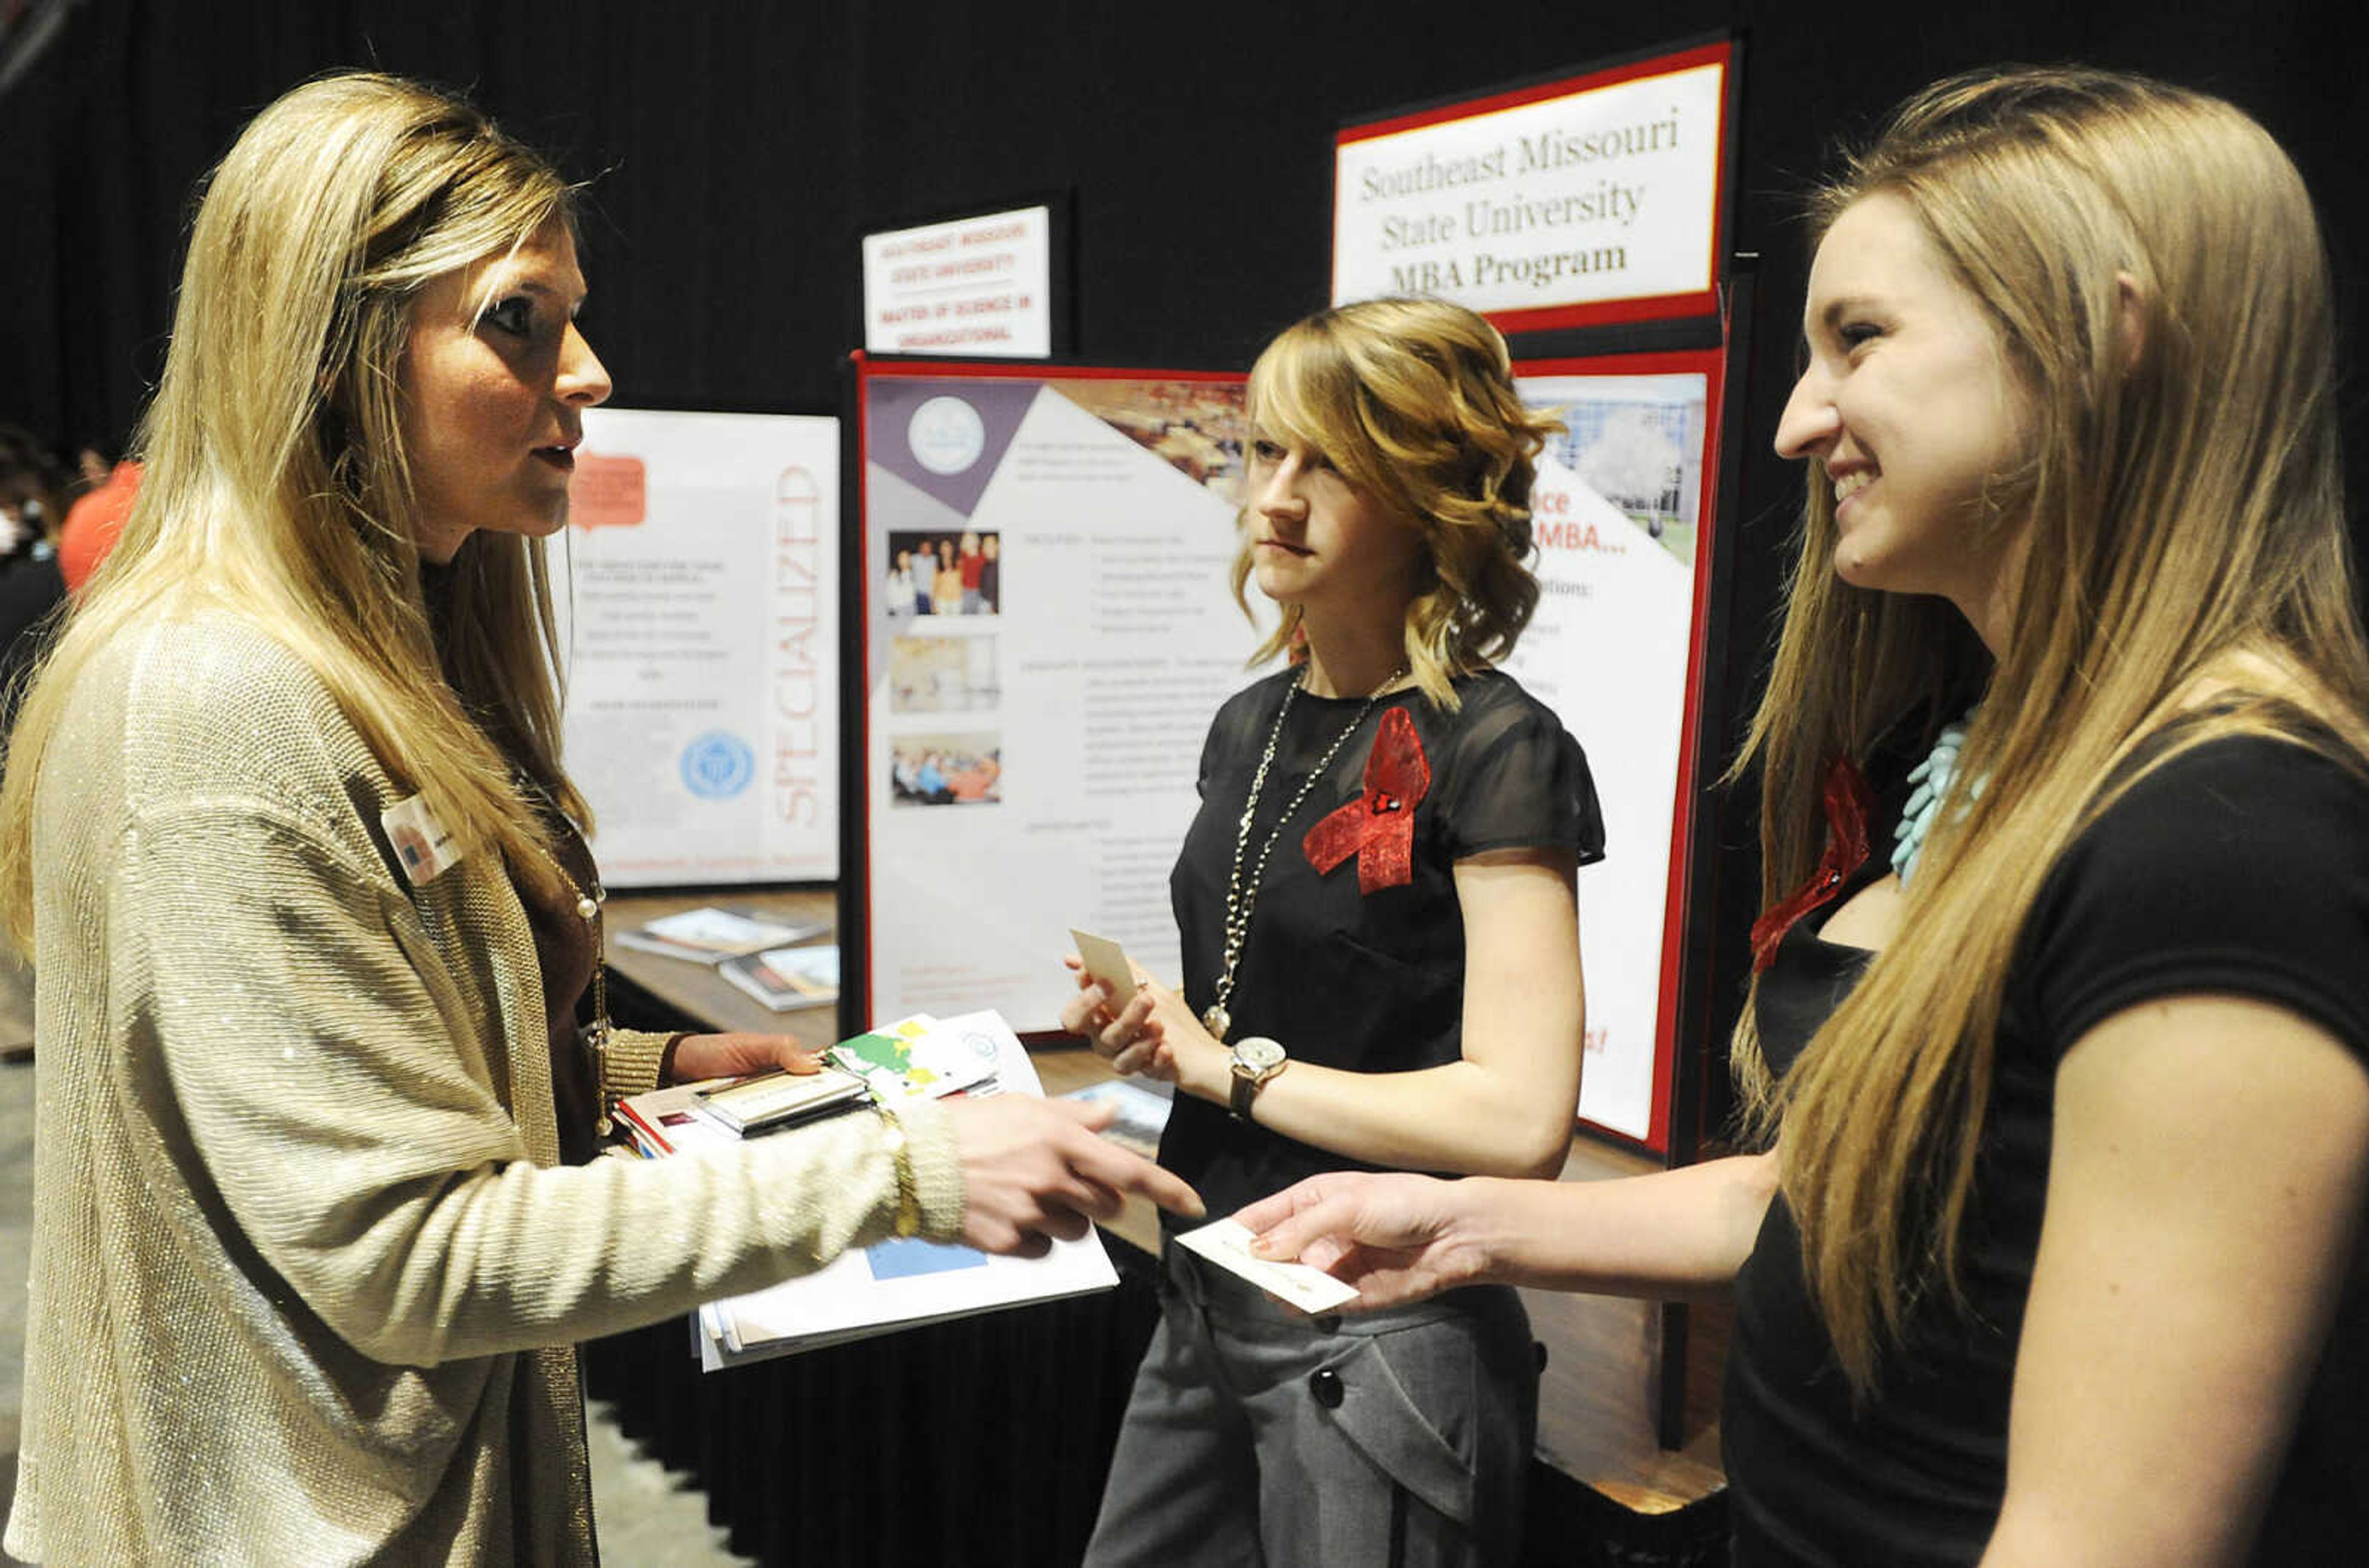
1160, 666, 1604, 1223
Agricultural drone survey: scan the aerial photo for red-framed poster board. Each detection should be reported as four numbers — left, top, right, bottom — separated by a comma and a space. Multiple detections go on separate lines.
1333, 37, 1738, 335
843, 348, 1727, 1153
847, 358, 1250, 1031
1504, 347, 1729, 1149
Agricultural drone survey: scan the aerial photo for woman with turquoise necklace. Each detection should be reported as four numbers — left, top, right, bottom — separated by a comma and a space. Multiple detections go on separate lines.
1239, 67, 2369, 1564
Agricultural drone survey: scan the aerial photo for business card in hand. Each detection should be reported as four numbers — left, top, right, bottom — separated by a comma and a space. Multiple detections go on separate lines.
1175, 1219, 1362, 1313
1068, 928, 1136, 997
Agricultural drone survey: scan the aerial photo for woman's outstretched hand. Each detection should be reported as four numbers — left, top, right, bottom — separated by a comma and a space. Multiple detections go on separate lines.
946, 1095, 1204, 1256
1233, 1171, 1492, 1309
669, 1032, 829, 1082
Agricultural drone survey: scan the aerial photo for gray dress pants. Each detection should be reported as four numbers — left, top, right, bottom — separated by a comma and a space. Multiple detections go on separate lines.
1084, 1243, 1535, 1567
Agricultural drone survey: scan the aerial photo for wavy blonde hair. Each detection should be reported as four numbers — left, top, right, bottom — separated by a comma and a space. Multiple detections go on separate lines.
0, 72, 589, 944
1233, 297, 1561, 708
1734, 67, 2369, 1395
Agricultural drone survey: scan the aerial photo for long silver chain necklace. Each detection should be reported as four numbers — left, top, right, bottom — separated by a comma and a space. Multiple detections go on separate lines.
1202, 663, 1405, 1042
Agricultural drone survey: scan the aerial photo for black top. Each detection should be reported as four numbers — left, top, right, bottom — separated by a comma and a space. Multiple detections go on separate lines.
1159, 666, 1604, 1224
1727, 735, 2369, 1564
420, 559, 605, 1163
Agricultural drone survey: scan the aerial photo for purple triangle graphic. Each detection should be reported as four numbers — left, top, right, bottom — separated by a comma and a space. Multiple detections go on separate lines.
866, 379, 1042, 518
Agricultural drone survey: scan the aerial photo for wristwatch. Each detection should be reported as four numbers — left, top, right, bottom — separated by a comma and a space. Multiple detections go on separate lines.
1228, 1035, 1287, 1121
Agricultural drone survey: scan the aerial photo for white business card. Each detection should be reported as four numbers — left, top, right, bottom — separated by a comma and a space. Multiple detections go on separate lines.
1068, 927, 1137, 998
1174, 1218, 1361, 1313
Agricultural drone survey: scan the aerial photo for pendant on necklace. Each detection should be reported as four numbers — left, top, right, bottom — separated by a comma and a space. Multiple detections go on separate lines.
1201, 1004, 1231, 1042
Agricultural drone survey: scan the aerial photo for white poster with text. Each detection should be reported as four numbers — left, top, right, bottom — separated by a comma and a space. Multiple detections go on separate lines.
561, 407, 838, 886
1502, 353, 1725, 1145
859, 368, 1251, 1028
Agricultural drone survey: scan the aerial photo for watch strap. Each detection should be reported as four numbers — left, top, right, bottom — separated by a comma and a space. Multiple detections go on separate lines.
1229, 1061, 1260, 1121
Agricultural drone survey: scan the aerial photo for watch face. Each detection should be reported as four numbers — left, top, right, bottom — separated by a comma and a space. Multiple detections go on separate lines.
1234, 1036, 1286, 1074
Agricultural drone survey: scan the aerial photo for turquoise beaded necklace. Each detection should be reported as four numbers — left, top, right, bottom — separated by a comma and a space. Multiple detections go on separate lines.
1891, 710, 1982, 885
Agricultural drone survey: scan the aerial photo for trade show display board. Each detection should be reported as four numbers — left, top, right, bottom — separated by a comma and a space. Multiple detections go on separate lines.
562, 406, 839, 886
1503, 350, 1727, 1147
855, 361, 1251, 1027
1333, 38, 1735, 332
851, 352, 1727, 1149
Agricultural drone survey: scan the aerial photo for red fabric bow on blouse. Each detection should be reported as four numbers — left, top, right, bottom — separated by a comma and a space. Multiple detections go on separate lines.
1747, 754, 1875, 973
1303, 706, 1430, 893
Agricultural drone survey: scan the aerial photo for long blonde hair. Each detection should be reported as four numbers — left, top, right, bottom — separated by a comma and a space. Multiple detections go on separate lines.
1234, 297, 1561, 708
1738, 67, 2369, 1393
0, 72, 589, 944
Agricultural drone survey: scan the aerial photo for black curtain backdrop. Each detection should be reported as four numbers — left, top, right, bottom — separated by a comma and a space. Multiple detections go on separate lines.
2, 0, 2360, 1138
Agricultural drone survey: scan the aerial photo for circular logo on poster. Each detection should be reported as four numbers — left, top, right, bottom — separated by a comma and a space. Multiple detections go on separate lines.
680, 731, 755, 800
907, 395, 986, 476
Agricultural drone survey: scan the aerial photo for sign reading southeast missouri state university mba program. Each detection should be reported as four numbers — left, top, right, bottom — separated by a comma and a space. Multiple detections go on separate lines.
561, 407, 838, 887
1333, 39, 1734, 332
854, 361, 1252, 1030
1499, 350, 1727, 1149
862, 205, 1054, 358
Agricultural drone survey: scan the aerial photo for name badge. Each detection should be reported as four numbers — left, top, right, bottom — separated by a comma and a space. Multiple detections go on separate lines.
381, 793, 461, 885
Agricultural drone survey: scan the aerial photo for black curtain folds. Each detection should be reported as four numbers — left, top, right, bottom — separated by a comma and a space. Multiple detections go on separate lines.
3, 0, 2360, 1135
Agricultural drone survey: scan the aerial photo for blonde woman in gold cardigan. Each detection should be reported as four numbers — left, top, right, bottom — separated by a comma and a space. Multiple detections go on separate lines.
0, 73, 1197, 1567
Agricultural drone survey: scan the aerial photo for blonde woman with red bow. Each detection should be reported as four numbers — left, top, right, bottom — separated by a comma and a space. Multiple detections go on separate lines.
1065, 297, 1601, 1567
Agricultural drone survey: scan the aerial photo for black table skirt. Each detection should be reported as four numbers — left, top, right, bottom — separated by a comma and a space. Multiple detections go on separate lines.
581, 1241, 1164, 1567
581, 1239, 1732, 1567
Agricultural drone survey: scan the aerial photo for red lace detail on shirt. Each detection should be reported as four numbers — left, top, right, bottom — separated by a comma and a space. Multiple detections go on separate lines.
1303, 706, 1431, 894
1748, 755, 1875, 973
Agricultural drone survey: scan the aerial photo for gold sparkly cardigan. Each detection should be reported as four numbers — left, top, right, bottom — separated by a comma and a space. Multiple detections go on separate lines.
4, 614, 961, 1567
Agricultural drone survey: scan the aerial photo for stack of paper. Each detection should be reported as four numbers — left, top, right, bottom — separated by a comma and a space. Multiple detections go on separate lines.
613, 1078, 743, 1158
697, 1062, 869, 1134
615, 907, 830, 964
621, 1010, 1120, 1369
717, 943, 841, 1012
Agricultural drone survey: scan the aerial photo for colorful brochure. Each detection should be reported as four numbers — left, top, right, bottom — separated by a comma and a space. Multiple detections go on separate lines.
826, 1012, 1000, 1102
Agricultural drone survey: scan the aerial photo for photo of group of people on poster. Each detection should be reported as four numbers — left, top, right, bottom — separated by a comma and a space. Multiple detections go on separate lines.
883, 524, 1005, 807
889, 735, 1004, 807
884, 527, 1001, 616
